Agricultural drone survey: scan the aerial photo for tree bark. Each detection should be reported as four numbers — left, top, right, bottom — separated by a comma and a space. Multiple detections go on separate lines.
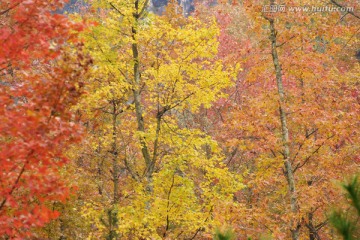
131, 0, 154, 191
267, 17, 300, 240
111, 101, 119, 203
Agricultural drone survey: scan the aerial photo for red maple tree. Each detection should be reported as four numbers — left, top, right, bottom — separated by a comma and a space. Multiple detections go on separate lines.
0, 0, 89, 237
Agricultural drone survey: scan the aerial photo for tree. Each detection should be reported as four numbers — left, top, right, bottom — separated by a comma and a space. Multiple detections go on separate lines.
0, 0, 88, 237
195, 0, 360, 239
68, 0, 243, 238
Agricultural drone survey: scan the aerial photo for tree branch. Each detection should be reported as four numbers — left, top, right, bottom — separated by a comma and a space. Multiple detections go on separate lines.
109, 2, 124, 16
0, 149, 34, 211
330, 0, 360, 20
0, 1, 22, 15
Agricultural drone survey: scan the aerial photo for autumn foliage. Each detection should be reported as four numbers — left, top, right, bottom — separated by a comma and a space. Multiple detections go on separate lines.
0, 0, 88, 238
1, 0, 359, 239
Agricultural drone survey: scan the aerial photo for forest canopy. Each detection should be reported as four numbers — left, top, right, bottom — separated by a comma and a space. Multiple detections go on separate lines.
0, 0, 359, 239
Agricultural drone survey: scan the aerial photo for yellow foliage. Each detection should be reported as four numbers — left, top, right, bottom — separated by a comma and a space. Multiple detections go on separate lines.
71, 0, 242, 238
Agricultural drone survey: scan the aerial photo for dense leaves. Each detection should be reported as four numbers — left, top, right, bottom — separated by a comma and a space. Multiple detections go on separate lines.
1, 0, 359, 239
0, 0, 88, 238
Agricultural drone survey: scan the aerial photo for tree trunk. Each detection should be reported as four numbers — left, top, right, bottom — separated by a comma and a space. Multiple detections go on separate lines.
109, 101, 119, 240
111, 101, 119, 203
267, 17, 300, 240
131, 0, 154, 191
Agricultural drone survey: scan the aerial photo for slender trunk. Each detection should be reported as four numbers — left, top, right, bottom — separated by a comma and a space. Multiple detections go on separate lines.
111, 101, 119, 203
132, 32, 151, 163
150, 114, 162, 176
131, 0, 153, 190
59, 205, 66, 240
110, 101, 119, 240
267, 17, 300, 240
308, 212, 315, 240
